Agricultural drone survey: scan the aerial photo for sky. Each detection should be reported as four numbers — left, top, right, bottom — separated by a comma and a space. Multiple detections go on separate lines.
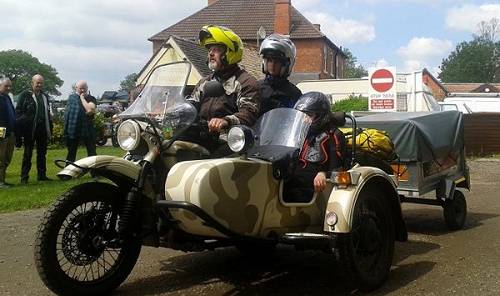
1, 0, 499, 99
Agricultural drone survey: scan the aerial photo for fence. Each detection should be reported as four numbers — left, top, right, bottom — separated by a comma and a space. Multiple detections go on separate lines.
464, 113, 500, 156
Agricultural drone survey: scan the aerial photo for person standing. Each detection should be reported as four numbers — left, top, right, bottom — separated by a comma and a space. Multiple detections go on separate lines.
0, 77, 16, 188
16, 74, 53, 184
64, 80, 97, 164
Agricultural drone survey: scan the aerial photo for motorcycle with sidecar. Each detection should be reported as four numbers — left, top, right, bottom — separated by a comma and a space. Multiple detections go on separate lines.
34, 61, 408, 295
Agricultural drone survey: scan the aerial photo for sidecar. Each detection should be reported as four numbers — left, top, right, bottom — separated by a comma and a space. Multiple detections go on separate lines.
158, 108, 408, 291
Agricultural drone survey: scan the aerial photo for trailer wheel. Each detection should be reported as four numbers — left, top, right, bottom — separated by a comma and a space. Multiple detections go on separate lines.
336, 188, 395, 291
443, 190, 467, 230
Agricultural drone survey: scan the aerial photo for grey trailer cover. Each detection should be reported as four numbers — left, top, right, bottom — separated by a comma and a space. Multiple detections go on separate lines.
355, 111, 464, 162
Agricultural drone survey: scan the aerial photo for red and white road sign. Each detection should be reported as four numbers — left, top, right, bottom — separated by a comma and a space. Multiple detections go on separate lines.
368, 67, 397, 112
370, 69, 394, 92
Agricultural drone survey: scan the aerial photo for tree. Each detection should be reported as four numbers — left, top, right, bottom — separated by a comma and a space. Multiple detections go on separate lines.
342, 48, 368, 78
0, 49, 63, 96
474, 17, 499, 43
439, 19, 500, 83
119, 73, 138, 93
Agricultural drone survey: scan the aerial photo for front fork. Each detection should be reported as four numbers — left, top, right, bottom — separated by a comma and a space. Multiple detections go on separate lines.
117, 161, 153, 241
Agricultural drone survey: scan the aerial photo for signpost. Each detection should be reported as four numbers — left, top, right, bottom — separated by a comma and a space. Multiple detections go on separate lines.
369, 67, 397, 111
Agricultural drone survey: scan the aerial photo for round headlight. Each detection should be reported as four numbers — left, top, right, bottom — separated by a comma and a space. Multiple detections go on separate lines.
325, 211, 338, 227
228, 127, 245, 152
117, 120, 141, 151
228, 125, 254, 153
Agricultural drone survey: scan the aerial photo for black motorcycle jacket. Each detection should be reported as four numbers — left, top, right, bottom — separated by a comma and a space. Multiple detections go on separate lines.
258, 75, 302, 116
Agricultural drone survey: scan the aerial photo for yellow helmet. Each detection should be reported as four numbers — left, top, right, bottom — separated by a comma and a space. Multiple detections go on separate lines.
199, 25, 243, 66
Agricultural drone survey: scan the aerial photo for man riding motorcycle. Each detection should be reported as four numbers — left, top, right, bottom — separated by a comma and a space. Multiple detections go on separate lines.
187, 25, 260, 156
258, 34, 302, 115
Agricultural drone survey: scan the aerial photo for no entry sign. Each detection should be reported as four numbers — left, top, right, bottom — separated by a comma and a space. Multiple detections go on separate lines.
371, 69, 394, 92
368, 67, 397, 111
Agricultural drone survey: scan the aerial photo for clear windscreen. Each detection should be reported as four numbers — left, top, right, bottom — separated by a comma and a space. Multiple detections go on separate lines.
252, 108, 310, 149
119, 62, 197, 135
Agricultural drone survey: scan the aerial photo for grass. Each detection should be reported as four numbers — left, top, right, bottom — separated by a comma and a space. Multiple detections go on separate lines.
0, 146, 124, 213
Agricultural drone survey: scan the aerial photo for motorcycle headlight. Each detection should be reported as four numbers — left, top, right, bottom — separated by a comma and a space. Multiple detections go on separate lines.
117, 120, 141, 151
228, 125, 254, 153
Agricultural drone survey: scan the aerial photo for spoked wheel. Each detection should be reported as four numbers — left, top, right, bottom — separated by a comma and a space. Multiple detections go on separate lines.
443, 190, 467, 230
34, 183, 141, 296
336, 188, 395, 291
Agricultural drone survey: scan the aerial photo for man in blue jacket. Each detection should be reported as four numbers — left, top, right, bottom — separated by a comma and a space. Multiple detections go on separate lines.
0, 77, 16, 188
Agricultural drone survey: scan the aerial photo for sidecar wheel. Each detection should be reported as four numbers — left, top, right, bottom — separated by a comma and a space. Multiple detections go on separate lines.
34, 183, 141, 296
336, 187, 395, 291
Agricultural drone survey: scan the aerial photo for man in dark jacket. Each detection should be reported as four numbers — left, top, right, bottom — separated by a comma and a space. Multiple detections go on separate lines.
258, 34, 302, 116
188, 25, 260, 155
0, 77, 16, 188
15, 74, 53, 184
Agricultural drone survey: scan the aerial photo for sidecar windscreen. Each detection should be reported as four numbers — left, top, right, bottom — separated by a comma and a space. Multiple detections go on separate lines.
251, 108, 310, 149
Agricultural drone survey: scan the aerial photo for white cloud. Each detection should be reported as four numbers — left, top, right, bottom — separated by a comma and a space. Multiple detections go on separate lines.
375, 59, 389, 68
446, 4, 500, 33
304, 12, 376, 45
1, 0, 203, 98
397, 37, 453, 71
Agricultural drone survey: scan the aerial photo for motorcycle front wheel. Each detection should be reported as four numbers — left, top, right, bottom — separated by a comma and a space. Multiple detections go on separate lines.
34, 183, 141, 296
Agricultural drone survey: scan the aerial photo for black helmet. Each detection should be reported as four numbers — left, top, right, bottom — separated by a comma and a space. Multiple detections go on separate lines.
294, 92, 331, 133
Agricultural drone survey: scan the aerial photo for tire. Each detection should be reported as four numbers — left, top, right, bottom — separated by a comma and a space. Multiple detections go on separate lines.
236, 241, 277, 256
111, 136, 119, 148
336, 187, 395, 292
443, 190, 467, 230
34, 183, 141, 296
96, 137, 107, 146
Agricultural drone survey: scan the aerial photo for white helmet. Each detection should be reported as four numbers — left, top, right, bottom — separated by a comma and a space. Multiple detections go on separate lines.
259, 34, 297, 77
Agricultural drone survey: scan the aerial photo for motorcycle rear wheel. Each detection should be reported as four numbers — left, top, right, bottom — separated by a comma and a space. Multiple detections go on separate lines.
34, 183, 141, 296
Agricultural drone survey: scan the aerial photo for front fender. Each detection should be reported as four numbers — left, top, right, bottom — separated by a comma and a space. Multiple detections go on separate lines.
324, 166, 407, 241
57, 155, 141, 181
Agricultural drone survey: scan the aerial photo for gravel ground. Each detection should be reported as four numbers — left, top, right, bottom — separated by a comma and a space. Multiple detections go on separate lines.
1, 159, 499, 296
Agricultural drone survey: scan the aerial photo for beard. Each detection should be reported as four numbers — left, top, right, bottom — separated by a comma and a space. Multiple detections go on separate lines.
208, 60, 220, 71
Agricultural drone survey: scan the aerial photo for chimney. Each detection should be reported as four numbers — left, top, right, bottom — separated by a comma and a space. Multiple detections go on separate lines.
208, 0, 218, 6
274, 0, 291, 35
313, 24, 321, 31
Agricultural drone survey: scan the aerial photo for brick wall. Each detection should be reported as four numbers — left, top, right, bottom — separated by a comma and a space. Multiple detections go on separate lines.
423, 72, 447, 101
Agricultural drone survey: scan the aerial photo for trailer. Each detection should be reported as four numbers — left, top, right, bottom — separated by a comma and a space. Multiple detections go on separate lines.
354, 110, 470, 230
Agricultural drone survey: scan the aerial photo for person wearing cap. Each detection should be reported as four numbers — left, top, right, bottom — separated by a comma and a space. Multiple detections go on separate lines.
188, 25, 260, 155
258, 34, 302, 116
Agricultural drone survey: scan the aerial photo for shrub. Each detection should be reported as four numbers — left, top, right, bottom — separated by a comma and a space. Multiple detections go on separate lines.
332, 95, 368, 112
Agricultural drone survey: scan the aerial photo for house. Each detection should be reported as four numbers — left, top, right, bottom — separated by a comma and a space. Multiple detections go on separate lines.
443, 83, 500, 94
148, 0, 347, 83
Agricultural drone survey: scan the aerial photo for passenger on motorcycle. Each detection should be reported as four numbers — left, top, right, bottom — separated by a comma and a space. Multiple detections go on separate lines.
258, 34, 302, 116
284, 92, 347, 203
187, 25, 260, 156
